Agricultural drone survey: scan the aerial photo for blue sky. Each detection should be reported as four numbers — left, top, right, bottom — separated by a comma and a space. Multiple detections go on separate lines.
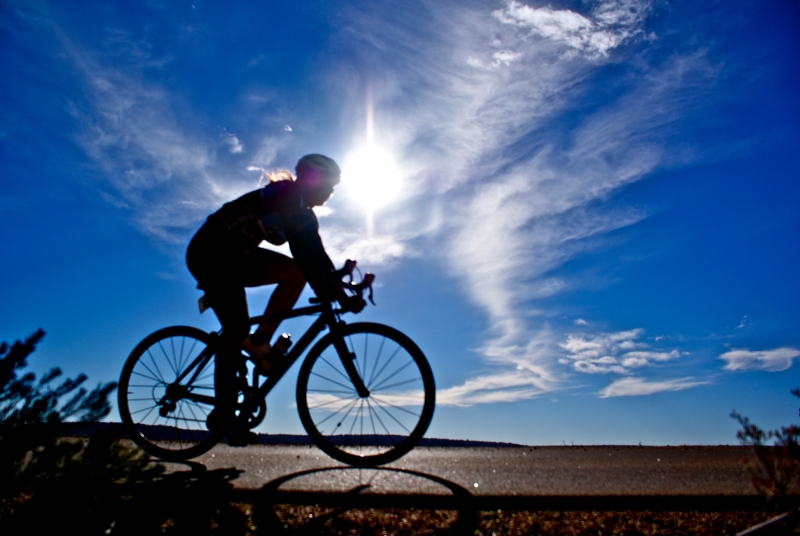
1, 0, 798, 446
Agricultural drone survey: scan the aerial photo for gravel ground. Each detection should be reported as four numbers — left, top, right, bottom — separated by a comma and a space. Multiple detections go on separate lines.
233, 503, 795, 535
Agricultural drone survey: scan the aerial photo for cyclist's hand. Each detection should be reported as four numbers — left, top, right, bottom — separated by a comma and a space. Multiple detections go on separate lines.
339, 294, 366, 313
317, 274, 345, 301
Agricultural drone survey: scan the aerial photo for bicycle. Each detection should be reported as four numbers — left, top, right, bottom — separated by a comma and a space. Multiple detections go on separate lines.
117, 263, 436, 467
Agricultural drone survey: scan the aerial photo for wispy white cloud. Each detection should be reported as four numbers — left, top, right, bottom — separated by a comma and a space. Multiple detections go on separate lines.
719, 347, 800, 372
223, 132, 244, 154
492, 50, 523, 67
320, 229, 410, 267
493, 0, 651, 58
329, 0, 715, 402
72, 69, 221, 244
14, 9, 296, 246
58, 51, 247, 243
437, 370, 549, 406
559, 329, 683, 374
599, 376, 708, 398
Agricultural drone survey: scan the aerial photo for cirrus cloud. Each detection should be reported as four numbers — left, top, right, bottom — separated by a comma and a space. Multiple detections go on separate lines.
493, 0, 651, 58
600, 376, 708, 398
559, 329, 683, 374
719, 347, 800, 372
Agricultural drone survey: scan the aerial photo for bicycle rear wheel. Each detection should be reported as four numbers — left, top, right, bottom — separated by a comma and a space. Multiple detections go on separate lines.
296, 322, 435, 467
118, 326, 222, 461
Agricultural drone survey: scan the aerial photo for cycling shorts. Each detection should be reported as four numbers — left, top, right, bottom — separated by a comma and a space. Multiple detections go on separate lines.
186, 228, 283, 291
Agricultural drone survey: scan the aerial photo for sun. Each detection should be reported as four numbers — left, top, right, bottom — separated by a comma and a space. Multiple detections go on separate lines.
341, 144, 402, 210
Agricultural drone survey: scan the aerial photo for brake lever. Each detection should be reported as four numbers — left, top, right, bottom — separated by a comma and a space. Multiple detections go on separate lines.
363, 273, 376, 305
341, 259, 356, 284
366, 284, 375, 305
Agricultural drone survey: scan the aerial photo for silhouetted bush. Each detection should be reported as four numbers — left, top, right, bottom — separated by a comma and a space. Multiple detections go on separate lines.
731, 388, 800, 507
0, 329, 117, 426
0, 329, 163, 530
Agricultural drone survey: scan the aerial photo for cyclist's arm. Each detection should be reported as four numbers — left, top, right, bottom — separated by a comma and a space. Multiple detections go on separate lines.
281, 207, 340, 300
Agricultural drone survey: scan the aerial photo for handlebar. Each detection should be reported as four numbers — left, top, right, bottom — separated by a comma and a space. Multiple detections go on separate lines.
345, 272, 375, 305
309, 259, 375, 307
335, 258, 358, 283
339, 259, 375, 306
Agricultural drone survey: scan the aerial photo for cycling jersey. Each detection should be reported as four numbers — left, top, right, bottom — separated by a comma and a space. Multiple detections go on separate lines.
187, 180, 337, 299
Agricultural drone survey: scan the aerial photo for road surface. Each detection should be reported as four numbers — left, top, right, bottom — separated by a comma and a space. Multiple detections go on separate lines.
158, 444, 762, 509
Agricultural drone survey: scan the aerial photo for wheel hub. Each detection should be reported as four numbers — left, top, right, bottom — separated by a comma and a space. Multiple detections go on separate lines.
157, 383, 188, 416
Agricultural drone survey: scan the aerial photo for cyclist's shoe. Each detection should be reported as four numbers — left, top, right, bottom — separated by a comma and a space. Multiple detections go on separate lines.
243, 336, 272, 375
208, 409, 259, 446
226, 428, 260, 447
206, 408, 233, 433
243, 335, 271, 360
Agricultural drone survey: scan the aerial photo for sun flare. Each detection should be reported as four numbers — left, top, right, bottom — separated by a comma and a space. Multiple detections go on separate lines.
342, 144, 401, 210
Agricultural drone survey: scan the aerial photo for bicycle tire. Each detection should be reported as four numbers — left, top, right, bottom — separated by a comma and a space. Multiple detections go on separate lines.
296, 322, 435, 467
118, 326, 223, 461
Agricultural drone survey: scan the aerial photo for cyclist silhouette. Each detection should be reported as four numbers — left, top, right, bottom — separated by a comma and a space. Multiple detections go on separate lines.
186, 154, 363, 444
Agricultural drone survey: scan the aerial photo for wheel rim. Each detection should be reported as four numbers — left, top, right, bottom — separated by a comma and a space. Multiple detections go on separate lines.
121, 329, 218, 457
301, 326, 433, 463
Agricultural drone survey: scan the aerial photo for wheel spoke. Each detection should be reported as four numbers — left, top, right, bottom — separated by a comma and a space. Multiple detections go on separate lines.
366, 398, 379, 448
185, 338, 201, 373
367, 336, 387, 387
366, 345, 402, 390
140, 406, 160, 426
186, 400, 210, 422
315, 396, 360, 432
358, 333, 368, 379
129, 404, 158, 417
370, 394, 422, 417
178, 336, 187, 375
170, 338, 179, 377
370, 360, 416, 391
307, 388, 357, 395
194, 371, 214, 384
317, 355, 353, 384
372, 396, 414, 434
133, 365, 163, 385
367, 398, 397, 445
309, 371, 357, 393
345, 399, 363, 445
372, 375, 420, 393
308, 393, 359, 412
158, 341, 178, 378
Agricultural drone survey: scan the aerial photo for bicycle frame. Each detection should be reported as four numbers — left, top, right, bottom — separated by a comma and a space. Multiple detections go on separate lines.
173, 300, 368, 411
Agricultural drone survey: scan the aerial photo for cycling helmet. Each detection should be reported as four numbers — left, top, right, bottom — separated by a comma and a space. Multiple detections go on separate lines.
296, 154, 341, 184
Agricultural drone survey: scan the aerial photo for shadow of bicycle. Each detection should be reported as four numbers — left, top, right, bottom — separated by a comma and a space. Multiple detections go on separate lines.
33, 459, 480, 535
250, 466, 479, 535
106, 460, 248, 534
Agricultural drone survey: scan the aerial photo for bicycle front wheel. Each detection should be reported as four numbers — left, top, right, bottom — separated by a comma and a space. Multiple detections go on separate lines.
296, 322, 435, 467
118, 326, 222, 461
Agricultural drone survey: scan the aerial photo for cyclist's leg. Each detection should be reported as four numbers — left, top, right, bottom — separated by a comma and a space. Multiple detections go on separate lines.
187, 233, 253, 432
242, 249, 305, 342
202, 284, 250, 428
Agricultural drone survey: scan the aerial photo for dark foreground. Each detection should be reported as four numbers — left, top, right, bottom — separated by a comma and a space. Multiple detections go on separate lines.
3, 474, 791, 535
3, 440, 797, 535
4, 462, 798, 536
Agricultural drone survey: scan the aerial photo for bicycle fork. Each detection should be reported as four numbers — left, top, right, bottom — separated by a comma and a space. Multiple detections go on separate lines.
330, 322, 370, 398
